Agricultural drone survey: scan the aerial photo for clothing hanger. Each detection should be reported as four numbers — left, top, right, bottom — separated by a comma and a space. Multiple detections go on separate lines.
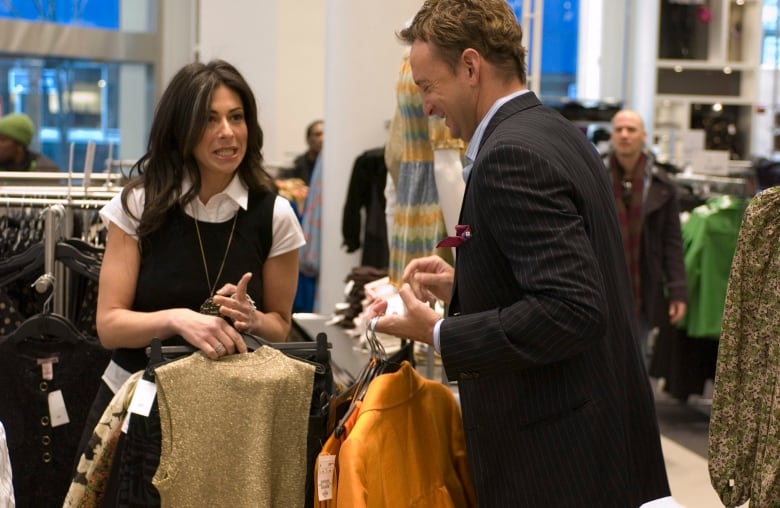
0, 236, 104, 288
0, 298, 86, 346
325, 322, 409, 435
0, 242, 44, 288
332, 316, 401, 437
61, 237, 105, 255
54, 240, 103, 282
145, 331, 332, 374
326, 372, 361, 436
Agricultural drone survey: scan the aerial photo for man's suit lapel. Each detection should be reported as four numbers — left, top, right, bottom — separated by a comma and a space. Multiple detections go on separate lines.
449, 91, 542, 316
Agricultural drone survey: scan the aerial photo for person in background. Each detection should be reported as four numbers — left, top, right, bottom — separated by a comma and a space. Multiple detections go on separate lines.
602, 109, 687, 366
0, 112, 59, 170
73, 59, 305, 495
282, 119, 323, 185
368, 0, 673, 506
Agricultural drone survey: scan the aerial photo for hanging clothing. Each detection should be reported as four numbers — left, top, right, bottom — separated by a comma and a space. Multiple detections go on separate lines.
298, 155, 322, 312
153, 348, 314, 507
313, 400, 362, 508
708, 187, 780, 507
678, 195, 746, 339
0, 336, 110, 508
0, 422, 14, 508
336, 361, 476, 508
341, 148, 389, 269
64, 370, 143, 506
386, 50, 456, 285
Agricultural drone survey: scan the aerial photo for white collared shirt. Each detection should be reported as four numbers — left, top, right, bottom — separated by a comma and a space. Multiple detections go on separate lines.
99, 173, 305, 258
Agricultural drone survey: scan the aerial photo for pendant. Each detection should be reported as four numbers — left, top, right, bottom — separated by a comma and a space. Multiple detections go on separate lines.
200, 296, 220, 316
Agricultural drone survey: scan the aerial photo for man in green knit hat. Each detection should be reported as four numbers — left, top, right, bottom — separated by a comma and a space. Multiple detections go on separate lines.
0, 113, 59, 170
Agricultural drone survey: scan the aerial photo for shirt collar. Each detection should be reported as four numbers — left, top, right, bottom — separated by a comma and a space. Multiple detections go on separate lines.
182, 173, 249, 222
463, 88, 530, 181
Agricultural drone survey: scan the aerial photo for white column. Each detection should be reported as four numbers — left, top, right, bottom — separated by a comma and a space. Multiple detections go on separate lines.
158, 0, 197, 93
319, 0, 423, 313
118, 0, 154, 162
625, 0, 660, 140
577, 0, 603, 100
578, 0, 628, 103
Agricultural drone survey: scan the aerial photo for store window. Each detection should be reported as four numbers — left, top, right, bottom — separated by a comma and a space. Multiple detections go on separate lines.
763, 0, 780, 67
507, 0, 579, 98
0, 1, 157, 32
0, 56, 151, 172
0, 0, 158, 171
0, 1, 117, 29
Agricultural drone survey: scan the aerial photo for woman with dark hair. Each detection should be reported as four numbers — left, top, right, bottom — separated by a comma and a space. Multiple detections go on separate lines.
98, 58, 303, 371
71, 59, 305, 491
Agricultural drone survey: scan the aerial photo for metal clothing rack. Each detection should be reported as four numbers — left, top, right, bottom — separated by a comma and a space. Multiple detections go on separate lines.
39, 205, 67, 315
1, 170, 121, 317
673, 171, 755, 199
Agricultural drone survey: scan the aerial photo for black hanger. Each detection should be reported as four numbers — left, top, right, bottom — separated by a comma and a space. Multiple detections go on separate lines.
54, 241, 103, 282
144, 331, 332, 374
0, 242, 44, 288
332, 316, 401, 437
1, 311, 86, 345
61, 237, 105, 256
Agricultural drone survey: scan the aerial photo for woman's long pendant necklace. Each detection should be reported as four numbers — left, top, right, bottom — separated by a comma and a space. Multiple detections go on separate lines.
194, 212, 239, 315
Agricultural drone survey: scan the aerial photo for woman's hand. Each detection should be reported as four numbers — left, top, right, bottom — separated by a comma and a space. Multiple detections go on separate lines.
174, 309, 248, 359
213, 272, 261, 335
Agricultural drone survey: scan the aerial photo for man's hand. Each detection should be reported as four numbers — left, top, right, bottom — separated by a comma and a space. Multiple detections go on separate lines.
368, 283, 442, 345
402, 255, 454, 305
669, 300, 687, 325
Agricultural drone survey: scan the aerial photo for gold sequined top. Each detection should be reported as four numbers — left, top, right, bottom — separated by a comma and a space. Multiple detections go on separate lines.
153, 348, 315, 508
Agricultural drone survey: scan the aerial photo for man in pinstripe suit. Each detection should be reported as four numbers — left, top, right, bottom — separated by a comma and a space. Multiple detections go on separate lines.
369, 0, 673, 506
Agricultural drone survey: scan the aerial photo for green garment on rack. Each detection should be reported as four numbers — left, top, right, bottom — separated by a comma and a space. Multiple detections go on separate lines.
678, 195, 747, 339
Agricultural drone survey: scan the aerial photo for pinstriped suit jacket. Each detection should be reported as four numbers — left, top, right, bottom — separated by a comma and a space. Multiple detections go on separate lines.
439, 92, 670, 507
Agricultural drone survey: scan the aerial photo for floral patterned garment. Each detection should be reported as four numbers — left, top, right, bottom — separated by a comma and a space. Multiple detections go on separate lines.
708, 186, 780, 508
63, 371, 143, 507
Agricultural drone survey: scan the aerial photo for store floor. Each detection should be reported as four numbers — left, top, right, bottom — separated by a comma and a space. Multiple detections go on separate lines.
653, 389, 721, 507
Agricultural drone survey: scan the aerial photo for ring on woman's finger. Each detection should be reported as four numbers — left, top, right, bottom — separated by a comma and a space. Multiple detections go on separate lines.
214, 343, 226, 355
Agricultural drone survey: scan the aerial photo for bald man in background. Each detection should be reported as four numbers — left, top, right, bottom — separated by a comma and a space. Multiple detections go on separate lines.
602, 109, 687, 367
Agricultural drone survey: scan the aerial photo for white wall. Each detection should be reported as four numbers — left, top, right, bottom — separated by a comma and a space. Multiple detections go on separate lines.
754, 67, 780, 158
197, 0, 326, 168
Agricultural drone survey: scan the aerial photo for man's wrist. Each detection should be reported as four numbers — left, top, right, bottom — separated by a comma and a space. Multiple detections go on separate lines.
433, 318, 444, 354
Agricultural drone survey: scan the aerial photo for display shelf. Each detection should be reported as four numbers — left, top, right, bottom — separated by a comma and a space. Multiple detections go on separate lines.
654, 0, 762, 166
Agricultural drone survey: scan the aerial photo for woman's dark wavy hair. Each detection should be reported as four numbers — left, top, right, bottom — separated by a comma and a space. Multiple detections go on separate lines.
121, 59, 275, 239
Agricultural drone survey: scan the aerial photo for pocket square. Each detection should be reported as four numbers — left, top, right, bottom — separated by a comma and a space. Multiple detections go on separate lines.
437, 224, 471, 248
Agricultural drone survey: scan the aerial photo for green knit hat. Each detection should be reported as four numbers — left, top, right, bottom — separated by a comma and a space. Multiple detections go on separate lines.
0, 113, 34, 146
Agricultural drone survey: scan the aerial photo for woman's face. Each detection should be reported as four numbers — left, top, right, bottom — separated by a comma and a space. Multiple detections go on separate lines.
193, 84, 248, 181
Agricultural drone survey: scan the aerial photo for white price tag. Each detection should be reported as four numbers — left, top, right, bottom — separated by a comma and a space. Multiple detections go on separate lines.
37, 357, 59, 381
48, 390, 70, 427
317, 454, 336, 501
127, 378, 157, 417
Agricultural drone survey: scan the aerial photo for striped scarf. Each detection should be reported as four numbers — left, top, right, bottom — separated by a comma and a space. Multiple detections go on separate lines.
610, 153, 646, 318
